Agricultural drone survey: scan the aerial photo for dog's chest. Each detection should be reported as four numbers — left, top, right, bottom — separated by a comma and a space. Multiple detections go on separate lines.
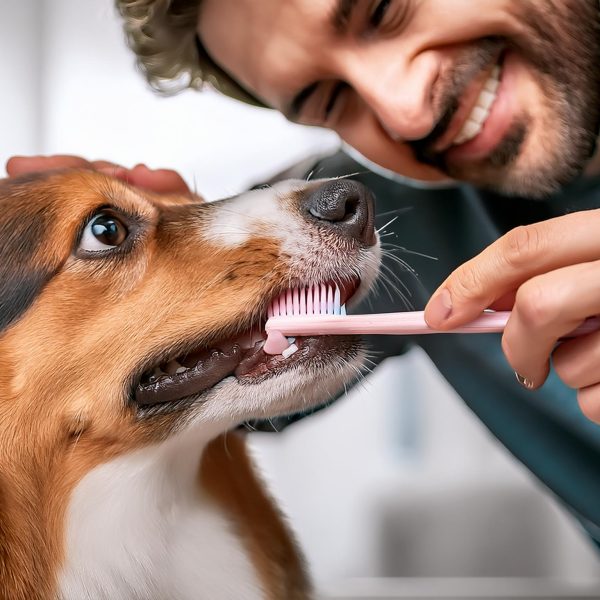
57, 442, 265, 600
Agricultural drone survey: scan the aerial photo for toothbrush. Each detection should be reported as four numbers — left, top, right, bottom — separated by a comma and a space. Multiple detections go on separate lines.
263, 283, 600, 355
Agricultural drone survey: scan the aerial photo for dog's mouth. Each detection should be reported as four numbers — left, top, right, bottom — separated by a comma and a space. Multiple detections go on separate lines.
133, 278, 361, 407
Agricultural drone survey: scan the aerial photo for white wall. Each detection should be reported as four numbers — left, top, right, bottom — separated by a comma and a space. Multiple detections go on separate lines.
34, 0, 338, 199
0, 0, 42, 167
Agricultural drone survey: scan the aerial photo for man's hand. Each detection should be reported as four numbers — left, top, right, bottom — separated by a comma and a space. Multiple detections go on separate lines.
424, 210, 600, 424
6, 155, 191, 196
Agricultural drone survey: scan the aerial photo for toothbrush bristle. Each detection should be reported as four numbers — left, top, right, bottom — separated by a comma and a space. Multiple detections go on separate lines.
267, 281, 350, 323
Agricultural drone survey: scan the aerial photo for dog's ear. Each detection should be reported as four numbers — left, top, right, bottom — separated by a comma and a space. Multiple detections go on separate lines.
0, 176, 62, 334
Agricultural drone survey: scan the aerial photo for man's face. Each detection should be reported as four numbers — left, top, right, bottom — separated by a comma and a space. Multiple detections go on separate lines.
198, 0, 600, 197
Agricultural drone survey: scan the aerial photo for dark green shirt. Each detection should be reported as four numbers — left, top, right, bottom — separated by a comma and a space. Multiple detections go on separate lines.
253, 150, 600, 549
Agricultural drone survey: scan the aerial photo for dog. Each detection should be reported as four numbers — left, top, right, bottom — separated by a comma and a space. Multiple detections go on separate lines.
0, 169, 380, 600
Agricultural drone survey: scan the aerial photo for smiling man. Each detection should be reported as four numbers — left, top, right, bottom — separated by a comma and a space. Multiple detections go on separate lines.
197, 0, 600, 197
8, 0, 600, 555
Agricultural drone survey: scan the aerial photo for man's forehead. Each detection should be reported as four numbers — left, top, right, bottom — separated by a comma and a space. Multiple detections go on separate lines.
198, 0, 341, 109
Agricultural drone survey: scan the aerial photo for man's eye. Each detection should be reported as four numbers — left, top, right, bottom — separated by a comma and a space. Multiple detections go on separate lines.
370, 0, 392, 28
324, 82, 349, 121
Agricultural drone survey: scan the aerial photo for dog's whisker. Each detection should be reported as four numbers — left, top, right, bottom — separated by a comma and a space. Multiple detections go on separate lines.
375, 206, 414, 219
381, 243, 438, 261
375, 216, 399, 235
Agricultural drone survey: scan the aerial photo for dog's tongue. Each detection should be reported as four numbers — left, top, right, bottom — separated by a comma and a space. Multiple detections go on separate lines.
135, 343, 243, 406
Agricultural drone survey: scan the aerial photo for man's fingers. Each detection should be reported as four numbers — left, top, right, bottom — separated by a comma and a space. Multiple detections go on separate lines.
577, 385, 600, 424
6, 155, 95, 176
425, 210, 600, 329
501, 260, 600, 389
123, 164, 191, 195
92, 160, 125, 171
553, 331, 600, 390
7, 156, 192, 197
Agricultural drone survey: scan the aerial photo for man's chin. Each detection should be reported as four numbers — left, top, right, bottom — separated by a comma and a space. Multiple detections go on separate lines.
445, 153, 593, 199
430, 131, 598, 199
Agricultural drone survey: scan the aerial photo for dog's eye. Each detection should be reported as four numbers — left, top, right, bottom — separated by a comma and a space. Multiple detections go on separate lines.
80, 212, 129, 252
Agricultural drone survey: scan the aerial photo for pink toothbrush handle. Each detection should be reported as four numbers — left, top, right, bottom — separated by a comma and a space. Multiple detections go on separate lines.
265, 311, 600, 338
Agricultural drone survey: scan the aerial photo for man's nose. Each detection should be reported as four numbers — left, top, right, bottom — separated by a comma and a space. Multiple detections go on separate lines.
352, 54, 438, 141
302, 179, 376, 246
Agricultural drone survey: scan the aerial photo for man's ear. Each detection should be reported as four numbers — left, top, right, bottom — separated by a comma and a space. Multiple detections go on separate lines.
0, 177, 60, 333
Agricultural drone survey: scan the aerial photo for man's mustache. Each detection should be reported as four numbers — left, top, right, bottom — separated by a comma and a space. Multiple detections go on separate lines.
409, 38, 504, 169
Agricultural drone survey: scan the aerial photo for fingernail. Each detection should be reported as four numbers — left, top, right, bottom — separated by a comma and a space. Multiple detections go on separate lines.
427, 288, 452, 325
515, 372, 535, 389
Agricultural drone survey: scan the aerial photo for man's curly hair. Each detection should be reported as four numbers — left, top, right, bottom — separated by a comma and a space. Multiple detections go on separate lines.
115, 0, 266, 106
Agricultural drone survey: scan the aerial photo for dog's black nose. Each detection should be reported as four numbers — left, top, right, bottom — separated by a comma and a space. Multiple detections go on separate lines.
304, 180, 376, 246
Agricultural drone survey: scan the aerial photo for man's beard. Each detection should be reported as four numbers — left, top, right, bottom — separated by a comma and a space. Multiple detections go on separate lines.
411, 1, 600, 198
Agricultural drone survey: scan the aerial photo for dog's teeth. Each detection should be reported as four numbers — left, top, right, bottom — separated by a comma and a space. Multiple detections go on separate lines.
282, 343, 298, 359
164, 360, 183, 375
175, 366, 187, 374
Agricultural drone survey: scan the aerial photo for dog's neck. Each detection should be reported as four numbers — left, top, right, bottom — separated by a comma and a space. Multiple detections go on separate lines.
57, 427, 267, 600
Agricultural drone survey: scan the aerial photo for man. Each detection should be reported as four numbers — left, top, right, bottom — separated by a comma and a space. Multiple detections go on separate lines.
8, 0, 600, 548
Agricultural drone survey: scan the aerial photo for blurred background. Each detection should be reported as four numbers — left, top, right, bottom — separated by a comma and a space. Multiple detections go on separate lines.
2, 1, 600, 598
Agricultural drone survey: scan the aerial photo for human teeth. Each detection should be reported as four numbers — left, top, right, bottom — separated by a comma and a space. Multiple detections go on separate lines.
485, 79, 499, 94
282, 343, 298, 359
457, 119, 481, 143
470, 106, 488, 123
287, 337, 296, 344
478, 90, 496, 111
453, 65, 501, 146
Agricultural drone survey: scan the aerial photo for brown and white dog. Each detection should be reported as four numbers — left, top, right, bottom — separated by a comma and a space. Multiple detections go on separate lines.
0, 169, 380, 600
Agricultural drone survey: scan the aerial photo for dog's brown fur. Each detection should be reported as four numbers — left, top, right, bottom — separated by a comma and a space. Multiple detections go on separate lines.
0, 170, 313, 599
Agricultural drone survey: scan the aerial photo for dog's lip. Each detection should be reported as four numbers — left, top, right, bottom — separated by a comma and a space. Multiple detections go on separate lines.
134, 342, 249, 406
133, 277, 362, 407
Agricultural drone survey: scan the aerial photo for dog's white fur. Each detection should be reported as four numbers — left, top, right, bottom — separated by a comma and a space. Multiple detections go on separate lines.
59, 428, 264, 600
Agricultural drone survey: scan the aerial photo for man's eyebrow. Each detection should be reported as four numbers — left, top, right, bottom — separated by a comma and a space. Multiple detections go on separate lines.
287, 0, 360, 119
330, 0, 360, 34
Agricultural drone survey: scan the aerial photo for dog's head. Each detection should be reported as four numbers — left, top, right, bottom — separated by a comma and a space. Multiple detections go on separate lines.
0, 169, 379, 467
0, 169, 380, 596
